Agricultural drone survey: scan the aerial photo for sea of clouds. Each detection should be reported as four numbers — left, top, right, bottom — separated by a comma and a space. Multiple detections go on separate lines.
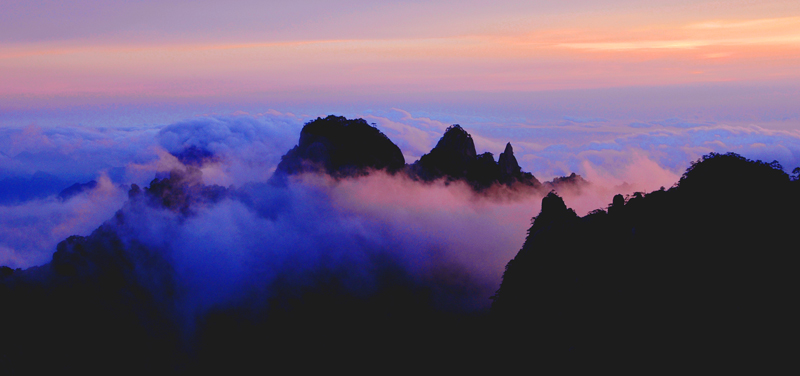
2, 109, 799, 295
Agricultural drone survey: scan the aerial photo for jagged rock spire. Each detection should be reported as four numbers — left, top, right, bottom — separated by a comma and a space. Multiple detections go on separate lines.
498, 142, 522, 182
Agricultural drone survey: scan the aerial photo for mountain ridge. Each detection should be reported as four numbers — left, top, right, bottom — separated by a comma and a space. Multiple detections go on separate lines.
273, 116, 582, 192
3, 117, 798, 371
490, 152, 800, 367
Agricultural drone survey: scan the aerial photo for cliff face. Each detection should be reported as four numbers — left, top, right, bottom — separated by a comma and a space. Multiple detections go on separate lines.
491, 152, 800, 364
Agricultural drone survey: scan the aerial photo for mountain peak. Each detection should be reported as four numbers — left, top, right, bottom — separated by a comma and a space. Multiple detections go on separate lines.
435, 124, 477, 161
498, 142, 522, 183
272, 115, 405, 182
412, 124, 477, 181
541, 191, 567, 214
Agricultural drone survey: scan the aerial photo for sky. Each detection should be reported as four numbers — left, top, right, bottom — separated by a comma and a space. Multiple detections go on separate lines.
2, 1, 800, 98
1, 1, 800, 270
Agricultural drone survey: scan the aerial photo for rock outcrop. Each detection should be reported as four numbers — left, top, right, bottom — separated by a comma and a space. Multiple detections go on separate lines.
497, 143, 522, 183
269, 116, 595, 194
411, 124, 477, 181
272, 115, 405, 182
409, 125, 542, 190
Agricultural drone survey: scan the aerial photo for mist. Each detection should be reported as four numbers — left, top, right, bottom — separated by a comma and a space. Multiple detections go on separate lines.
0, 176, 127, 268
74, 154, 688, 332
3, 110, 799, 374
104, 170, 540, 322
4, 110, 797, 274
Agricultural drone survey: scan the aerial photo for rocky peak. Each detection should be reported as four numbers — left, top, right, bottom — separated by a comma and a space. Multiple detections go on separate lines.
530, 191, 578, 233
503, 142, 513, 155
434, 125, 477, 162
413, 125, 478, 180
272, 115, 405, 181
498, 142, 522, 182
541, 191, 568, 214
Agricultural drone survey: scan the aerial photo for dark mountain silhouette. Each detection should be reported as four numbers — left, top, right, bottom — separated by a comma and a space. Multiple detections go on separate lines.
0, 163, 492, 372
411, 124, 478, 181
271, 116, 585, 193
542, 172, 589, 193
58, 179, 98, 201
5, 115, 799, 372
497, 142, 522, 183
408, 125, 543, 190
0, 168, 230, 372
491, 152, 800, 368
271, 115, 405, 183
0, 225, 176, 372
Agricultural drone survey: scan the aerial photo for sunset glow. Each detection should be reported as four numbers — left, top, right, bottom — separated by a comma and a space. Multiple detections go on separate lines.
3, 2, 799, 100
2, 3, 800, 370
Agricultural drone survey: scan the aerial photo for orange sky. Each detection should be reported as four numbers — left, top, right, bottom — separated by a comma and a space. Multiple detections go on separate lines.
2, 1, 799, 99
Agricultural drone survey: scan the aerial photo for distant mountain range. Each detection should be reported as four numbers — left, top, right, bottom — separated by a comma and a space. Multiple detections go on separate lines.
271, 115, 587, 192
2, 117, 797, 372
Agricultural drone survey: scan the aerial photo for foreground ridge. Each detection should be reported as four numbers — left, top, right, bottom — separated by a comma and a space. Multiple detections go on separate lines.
492, 152, 800, 367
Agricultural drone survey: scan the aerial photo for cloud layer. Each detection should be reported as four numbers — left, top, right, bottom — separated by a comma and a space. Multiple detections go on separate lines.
0, 176, 127, 267
108, 172, 545, 316
2, 109, 800, 273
